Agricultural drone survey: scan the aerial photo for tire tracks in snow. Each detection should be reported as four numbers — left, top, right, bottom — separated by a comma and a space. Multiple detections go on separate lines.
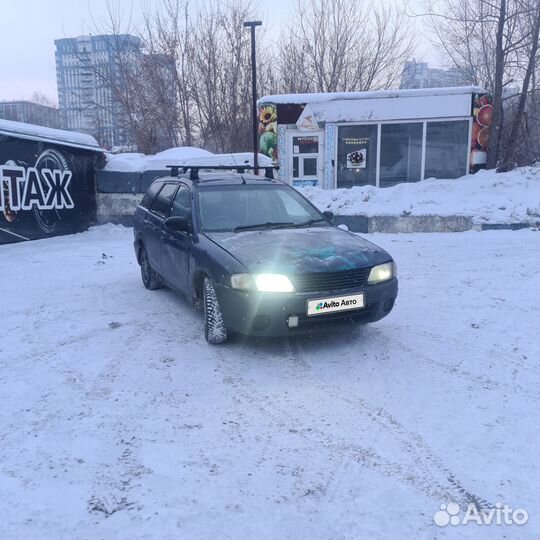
394, 328, 540, 402
212, 336, 494, 512
84, 310, 198, 520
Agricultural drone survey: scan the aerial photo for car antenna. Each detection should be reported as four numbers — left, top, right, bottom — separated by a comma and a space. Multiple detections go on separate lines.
230, 153, 246, 184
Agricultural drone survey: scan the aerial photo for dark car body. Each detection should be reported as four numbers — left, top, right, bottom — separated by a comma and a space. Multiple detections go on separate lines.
133, 172, 398, 338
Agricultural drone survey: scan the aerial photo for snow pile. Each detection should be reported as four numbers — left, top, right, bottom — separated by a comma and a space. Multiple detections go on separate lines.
299, 167, 540, 224
103, 148, 273, 173
143, 151, 273, 172
102, 153, 147, 172
142, 147, 213, 171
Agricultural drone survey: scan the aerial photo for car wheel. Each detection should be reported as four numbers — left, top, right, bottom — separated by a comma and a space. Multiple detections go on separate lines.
203, 277, 228, 344
140, 247, 163, 290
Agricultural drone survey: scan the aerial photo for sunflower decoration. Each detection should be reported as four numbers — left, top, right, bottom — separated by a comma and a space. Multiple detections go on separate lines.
259, 105, 276, 126
259, 131, 277, 159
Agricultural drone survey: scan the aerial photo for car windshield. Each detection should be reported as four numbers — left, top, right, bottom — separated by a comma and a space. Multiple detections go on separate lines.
197, 185, 327, 232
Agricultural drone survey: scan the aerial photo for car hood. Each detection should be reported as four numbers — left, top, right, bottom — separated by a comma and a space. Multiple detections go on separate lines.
204, 226, 390, 274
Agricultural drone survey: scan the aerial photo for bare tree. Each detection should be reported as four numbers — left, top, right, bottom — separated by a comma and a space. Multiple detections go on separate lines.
139, 0, 274, 153
31, 92, 57, 107
426, 0, 540, 168
188, 0, 259, 152
142, 0, 194, 147
77, 0, 419, 157
279, 0, 415, 93
63, 1, 182, 153
500, 0, 540, 167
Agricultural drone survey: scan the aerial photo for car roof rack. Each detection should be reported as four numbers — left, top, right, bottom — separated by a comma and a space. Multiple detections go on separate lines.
165, 164, 278, 181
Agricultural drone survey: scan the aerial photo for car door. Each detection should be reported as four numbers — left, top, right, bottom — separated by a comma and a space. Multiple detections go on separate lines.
144, 183, 178, 274
160, 184, 193, 293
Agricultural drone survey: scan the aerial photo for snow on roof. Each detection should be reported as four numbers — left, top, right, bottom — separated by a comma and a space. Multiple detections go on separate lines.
102, 148, 273, 173
259, 86, 487, 105
0, 118, 102, 152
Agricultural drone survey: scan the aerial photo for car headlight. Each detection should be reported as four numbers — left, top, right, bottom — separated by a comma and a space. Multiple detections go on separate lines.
230, 273, 255, 290
367, 261, 396, 284
231, 273, 295, 293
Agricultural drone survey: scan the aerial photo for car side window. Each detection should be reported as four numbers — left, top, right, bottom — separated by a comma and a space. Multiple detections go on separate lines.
140, 181, 163, 209
151, 183, 178, 218
170, 185, 192, 220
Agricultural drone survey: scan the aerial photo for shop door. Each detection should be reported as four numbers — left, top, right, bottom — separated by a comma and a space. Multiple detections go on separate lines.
288, 132, 322, 187
336, 124, 378, 188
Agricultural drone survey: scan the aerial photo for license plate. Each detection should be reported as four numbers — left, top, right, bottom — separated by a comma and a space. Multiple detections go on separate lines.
307, 293, 365, 316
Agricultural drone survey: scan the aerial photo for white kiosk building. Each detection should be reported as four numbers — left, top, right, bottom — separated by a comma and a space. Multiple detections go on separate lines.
257, 87, 491, 189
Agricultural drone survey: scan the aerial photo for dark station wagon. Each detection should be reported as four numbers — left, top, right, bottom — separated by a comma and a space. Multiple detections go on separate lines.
133, 166, 398, 344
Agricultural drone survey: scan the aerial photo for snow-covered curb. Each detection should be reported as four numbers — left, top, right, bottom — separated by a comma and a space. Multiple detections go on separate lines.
299, 167, 540, 225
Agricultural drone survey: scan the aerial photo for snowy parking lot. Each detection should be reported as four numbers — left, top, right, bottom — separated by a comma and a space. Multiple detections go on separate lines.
1, 224, 539, 540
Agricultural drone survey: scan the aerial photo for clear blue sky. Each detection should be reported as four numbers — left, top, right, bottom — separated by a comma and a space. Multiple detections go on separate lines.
0, 0, 434, 103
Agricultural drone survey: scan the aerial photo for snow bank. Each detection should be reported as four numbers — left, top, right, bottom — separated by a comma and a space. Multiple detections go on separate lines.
103, 148, 273, 173
143, 151, 273, 172
299, 167, 540, 224
102, 153, 147, 172
215, 152, 275, 168
142, 147, 214, 171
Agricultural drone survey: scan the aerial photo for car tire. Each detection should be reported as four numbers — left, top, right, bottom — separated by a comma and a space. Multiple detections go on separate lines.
140, 247, 163, 290
203, 278, 228, 345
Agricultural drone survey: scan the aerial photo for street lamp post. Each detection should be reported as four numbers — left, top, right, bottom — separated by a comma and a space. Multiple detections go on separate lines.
243, 20, 262, 172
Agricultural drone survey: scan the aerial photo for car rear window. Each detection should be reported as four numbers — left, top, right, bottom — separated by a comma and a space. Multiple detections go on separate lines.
151, 183, 178, 218
140, 181, 163, 209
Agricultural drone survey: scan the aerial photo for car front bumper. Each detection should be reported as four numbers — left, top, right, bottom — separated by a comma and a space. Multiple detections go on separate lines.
213, 278, 398, 337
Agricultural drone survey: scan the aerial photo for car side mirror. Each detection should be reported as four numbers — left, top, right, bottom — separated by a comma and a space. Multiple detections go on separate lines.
323, 210, 334, 222
165, 216, 189, 232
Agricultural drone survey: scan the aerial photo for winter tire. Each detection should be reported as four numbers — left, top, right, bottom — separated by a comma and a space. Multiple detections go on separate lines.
203, 277, 228, 345
140, 247, 163, 290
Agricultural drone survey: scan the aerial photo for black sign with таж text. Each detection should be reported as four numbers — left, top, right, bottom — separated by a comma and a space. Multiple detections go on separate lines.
0, 137, 99, 244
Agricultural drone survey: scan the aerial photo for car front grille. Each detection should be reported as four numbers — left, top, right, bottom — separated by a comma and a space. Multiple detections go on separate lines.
291, 267, 371, 293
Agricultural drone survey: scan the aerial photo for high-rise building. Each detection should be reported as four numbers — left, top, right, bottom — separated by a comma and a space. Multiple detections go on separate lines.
55, 34, 143, 149
0, 100, 60, 128
400, 60, 430, 89
400, 60, 472, 90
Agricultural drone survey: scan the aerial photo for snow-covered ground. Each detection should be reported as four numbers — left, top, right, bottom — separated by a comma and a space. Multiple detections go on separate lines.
300, 166, 540, 224
1, 225, 539, 540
